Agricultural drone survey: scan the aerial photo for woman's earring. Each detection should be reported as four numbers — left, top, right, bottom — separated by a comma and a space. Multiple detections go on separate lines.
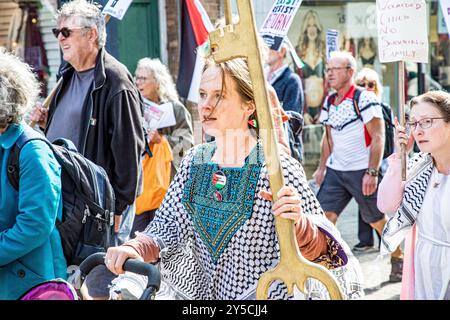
248, 119, 258, 128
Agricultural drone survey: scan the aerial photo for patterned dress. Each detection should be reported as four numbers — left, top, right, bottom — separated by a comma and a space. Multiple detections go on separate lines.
143, 142, 364, 299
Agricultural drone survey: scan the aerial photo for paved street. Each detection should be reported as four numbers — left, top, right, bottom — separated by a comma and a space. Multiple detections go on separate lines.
335, 198, 401, 300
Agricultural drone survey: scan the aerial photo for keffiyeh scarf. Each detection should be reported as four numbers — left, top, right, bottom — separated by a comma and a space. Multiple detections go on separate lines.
381, 153, 433, 254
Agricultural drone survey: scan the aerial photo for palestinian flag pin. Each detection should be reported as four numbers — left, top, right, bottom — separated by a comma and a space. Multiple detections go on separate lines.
214, 191, 223, 202
248, 119, 258, 128
212, 170, 227, 190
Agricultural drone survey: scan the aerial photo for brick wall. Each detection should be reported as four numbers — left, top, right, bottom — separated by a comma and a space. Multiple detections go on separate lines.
165, 0, 221, 81
165, 0, 221, 145
202, 0, 220, 24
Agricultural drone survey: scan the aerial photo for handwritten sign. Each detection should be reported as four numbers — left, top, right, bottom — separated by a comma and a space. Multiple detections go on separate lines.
439, 0, 450, 35
260, 0, 303, 51
376, 0, 428, 63
326, 29, 339, 61
103, 0, 133, 20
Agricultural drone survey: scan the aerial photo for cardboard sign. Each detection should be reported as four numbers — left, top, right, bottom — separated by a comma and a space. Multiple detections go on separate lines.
103, 0, 133, 20
376, 0, 428, 63
439, 0, 450, 35
260, 0, 303, 51
326, 29, 339, 61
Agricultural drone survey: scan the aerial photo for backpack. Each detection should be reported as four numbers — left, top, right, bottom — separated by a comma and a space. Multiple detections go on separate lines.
7, 126, 115, 266
326, 87, 395, 159
284, 110, 304, 163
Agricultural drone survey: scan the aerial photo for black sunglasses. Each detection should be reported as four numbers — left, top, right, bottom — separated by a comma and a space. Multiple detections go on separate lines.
357, 81, 376, 89
52, 26, 89, 38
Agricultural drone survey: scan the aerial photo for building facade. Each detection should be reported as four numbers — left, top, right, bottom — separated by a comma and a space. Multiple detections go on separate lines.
1, 0, 447, 169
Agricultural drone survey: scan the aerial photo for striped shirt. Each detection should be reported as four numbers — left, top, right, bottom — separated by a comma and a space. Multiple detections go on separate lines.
319, 85, 382, 171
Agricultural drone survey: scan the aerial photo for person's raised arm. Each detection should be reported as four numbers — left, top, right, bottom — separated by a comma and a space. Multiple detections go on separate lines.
363, 117, 384, 196
313, 126, 332, 186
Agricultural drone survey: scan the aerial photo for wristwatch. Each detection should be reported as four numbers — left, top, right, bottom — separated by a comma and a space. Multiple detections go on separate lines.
365, 168, 379, 177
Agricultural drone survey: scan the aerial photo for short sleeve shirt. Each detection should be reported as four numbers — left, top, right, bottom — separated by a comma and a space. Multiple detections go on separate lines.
319, 85, 382, 171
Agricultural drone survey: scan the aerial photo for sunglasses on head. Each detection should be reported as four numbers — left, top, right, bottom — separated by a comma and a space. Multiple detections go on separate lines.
52, 26, 89, 38
356, 81, 376, 89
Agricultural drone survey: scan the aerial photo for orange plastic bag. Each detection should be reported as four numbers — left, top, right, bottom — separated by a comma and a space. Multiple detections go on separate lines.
135, 136, 173, 214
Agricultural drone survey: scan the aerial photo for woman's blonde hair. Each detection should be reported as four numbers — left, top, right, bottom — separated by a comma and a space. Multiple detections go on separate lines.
297, 10, 325, 59
136, 58, 179, 103
0, 49, 39, 128
355, 67, 383, 99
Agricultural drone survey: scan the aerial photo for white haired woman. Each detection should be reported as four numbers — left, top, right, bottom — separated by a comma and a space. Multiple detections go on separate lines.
131, 58, 194, 235
135, 58, 194, 175
0, 50, 66, 299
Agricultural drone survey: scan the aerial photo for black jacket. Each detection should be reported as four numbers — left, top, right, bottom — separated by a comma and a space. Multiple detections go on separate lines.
272, 67, 305, 114
46, 48, 145, 215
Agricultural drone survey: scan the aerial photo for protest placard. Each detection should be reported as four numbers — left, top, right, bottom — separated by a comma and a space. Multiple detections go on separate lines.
260, 0, 303, 51
376, 0, 428, 63
103, 0, 133, 20
326, 29, 339, 61
439, 0, 450, 35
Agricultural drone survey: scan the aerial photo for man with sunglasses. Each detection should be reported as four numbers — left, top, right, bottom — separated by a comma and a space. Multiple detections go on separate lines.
30, 0, 144, 247
312, 51, 403, 282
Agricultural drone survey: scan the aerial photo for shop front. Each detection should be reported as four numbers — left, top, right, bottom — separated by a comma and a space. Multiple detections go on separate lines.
267, 0, 446, 173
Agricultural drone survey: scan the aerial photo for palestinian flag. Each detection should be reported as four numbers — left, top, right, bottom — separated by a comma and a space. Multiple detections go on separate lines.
176, 0, 213, 103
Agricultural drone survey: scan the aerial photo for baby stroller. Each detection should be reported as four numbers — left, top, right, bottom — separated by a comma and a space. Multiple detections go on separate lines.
78, 252, 161, 300
19, 253, 160, 300
19, 279, 78, 300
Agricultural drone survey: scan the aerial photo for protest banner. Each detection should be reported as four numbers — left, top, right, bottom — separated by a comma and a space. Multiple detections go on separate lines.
439, 0, 450, 35
376, 0, 428, 180
102, 0, 133, 20
377, 0, 428, 63
326, 29, 339, 61
260, 0, 303, 51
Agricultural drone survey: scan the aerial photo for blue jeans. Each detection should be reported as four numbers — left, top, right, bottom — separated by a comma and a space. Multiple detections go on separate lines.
115, 203, 136, 245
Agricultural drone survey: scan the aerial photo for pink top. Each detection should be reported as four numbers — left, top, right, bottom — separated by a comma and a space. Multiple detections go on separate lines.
377, 153, 416, 299
377, 153, 406, 215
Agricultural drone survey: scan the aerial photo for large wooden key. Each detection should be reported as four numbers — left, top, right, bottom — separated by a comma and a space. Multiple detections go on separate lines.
208, 0, 343, 300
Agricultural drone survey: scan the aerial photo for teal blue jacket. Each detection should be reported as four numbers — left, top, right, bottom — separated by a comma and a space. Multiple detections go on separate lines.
0, 123, 67, 300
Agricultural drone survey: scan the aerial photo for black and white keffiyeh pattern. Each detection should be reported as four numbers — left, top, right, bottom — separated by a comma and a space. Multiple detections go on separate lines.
381, 152, 434, 254
144, 144, 364, 300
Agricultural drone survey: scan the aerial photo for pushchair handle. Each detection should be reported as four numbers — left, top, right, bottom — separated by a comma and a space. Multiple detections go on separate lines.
79, 252, 161, 299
